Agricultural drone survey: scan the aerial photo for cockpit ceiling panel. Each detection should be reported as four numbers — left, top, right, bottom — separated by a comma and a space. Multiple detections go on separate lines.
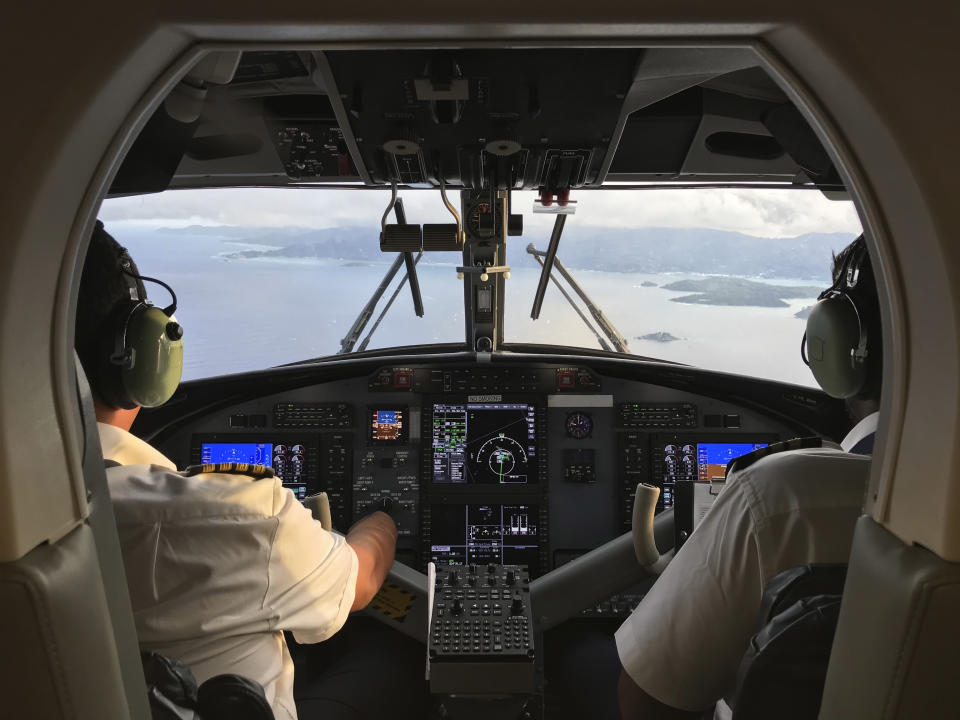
324, 49, 641, 189
118, 48, 837, 195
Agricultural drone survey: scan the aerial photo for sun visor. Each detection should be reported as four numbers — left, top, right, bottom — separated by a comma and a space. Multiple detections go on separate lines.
763, 103, 844, 192
109, 52, 242, 196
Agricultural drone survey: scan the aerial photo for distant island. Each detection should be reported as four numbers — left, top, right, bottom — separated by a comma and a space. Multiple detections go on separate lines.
636, 332, 681, 342
662, 276, 822, 308
794, 305, 814, 319
640, 281, 658, 287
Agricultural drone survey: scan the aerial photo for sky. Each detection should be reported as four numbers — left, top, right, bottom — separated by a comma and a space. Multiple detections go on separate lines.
101, 186, 863, 239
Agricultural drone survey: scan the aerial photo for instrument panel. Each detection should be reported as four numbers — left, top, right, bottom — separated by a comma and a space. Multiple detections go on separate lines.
157, 362, 811, 581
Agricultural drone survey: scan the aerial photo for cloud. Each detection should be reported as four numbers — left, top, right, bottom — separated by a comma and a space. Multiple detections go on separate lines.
101, 186, 861, 238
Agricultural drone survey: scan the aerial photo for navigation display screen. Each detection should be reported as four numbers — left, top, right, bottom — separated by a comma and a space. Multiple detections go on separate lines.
431, 403, 538, 484
199, 441, 309, 500
429, 503, 540, 573
370, 407, 407, 443
659, 440, 768, 508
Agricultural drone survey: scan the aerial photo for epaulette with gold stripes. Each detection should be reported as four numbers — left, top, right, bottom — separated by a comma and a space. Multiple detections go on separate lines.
725, 437, 824, 478
181, 462, 276, 479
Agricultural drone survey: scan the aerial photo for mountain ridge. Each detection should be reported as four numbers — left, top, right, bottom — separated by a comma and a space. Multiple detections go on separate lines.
155, 224, 856, 282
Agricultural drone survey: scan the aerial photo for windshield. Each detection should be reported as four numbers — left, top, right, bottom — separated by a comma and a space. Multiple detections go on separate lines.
100, 186, 860, 385
101, 188, 466, 380
504, 188, 861, 386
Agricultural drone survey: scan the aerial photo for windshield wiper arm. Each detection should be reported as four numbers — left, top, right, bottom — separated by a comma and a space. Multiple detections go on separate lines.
338, 253, 406, 354
357, 250, 424, 353
526, 243, 631, 354
531, 214, 566, 320
339, 195, 425, 354
527, 246, 612, 352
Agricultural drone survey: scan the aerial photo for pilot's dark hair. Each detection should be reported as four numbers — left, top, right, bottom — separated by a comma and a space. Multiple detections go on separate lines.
75, 221, 146, 404
831, 235, 883, 400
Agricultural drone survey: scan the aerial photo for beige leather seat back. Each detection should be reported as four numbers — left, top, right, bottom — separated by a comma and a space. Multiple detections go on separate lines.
0, 525, 135, 717
819, 516, 960, 719
0, 358, 150, 718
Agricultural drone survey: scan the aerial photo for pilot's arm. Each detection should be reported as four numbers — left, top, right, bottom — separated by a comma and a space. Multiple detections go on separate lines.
344, 510, 398, 611
261, 487, 397, 644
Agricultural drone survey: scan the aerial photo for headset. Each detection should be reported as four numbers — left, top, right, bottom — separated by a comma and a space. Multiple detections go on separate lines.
96, 252, 184, 409
801, 236, 872, 399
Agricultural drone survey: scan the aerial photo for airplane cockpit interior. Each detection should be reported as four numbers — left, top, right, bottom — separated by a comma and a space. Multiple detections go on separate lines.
3, 20, 960, 720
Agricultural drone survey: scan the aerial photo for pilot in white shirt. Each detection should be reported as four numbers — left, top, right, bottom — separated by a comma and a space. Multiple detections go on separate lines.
100, 422, 358, 720
76, 221, 401, 720
617, 236, 884, 719
616, 413, 877, 717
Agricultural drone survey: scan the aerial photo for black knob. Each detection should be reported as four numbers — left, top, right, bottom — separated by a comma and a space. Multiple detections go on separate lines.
165, 322, 184, 341
451, 598, 463, 616
511, 596, 524, 615
505, 570, 516, 585
468, 564, 477, 574
487, 575, 497, 586
468, 576, 477, 587
448, 570, 459, 586
487, 564, 497, 574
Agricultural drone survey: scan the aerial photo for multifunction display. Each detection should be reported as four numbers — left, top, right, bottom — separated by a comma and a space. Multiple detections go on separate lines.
369, 407, 408, 443
429, 504, 540, 573
431, 403, 538, 484
199, 440, 311, 499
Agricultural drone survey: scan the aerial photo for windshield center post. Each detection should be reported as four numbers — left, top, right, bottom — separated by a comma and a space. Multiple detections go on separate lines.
459, 186, 515, 352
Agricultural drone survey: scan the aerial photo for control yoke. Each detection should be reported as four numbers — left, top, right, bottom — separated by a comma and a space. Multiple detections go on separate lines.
303, 492, 332, 531
632, 483, 673, 575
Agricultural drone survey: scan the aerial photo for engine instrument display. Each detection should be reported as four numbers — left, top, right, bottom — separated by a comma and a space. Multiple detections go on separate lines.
431, 402, 538, 484
369, 407, 407, 443
429, 503, 540, 573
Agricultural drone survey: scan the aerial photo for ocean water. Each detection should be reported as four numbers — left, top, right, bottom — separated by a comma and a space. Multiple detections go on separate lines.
121, 230, 823, 387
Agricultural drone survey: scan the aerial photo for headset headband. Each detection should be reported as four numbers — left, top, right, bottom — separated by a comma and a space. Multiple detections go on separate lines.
118, 254, 178, 316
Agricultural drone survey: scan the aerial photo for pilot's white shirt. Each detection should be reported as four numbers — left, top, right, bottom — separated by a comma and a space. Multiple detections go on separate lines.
99, 422, 359, 720
616, 413, 878, 714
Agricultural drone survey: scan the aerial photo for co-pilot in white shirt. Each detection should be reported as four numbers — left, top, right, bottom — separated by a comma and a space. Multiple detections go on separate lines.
616, 413, 878, 715
99, 422, 359, 720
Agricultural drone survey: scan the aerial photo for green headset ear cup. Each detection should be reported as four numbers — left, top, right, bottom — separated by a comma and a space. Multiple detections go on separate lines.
120, 306, 184, 407
805, 295, 866, 399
